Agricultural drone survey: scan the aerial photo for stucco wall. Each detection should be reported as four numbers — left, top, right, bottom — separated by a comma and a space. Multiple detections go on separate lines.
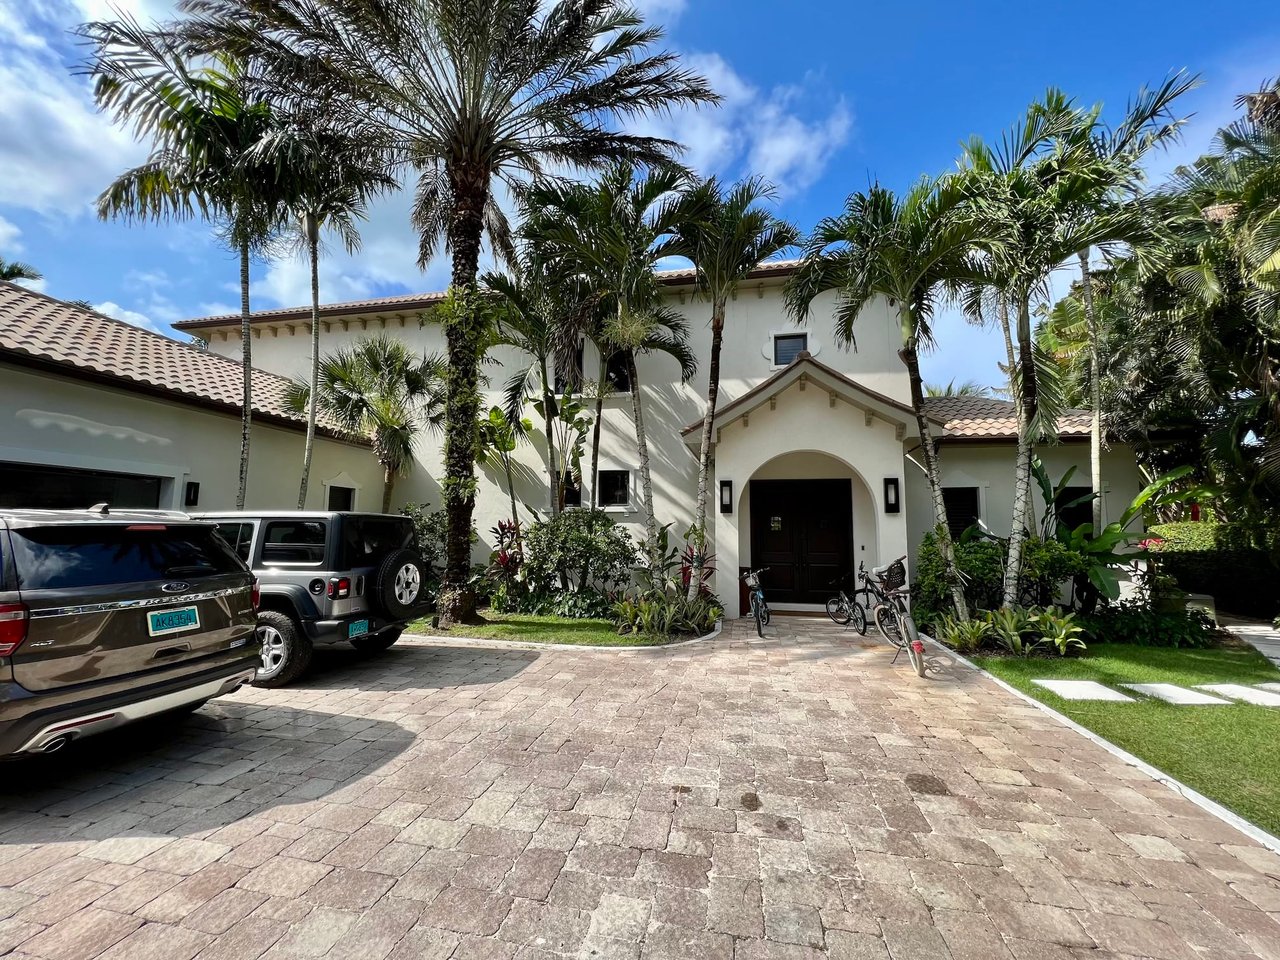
0, 364, 384, 512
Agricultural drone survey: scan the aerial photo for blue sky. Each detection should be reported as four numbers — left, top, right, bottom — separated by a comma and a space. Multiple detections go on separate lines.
1, 0, 1277, 387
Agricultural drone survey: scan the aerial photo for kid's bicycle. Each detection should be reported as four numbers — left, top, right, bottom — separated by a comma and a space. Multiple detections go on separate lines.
741, 567, 770, 638
825, 561, 893, 634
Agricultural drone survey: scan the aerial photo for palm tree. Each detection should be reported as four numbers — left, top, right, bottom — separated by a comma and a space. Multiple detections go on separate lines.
523, 164, 698, 566
251, 124, 398, 508
0, 259, 42, 283
178, 0, 718, 626
786, 177, 990, 620
671, 176, 799, 596
82, 18, 284, 509
288, 335, 446, 512
925, 379, 996, 397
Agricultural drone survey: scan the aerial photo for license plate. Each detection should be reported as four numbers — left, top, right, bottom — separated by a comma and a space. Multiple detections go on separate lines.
347, 619, 369, 639
148, 606, 200, 637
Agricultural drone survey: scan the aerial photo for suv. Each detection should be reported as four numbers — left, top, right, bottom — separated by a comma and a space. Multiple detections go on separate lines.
198, 512, 430, 687
0, 508, 260, 759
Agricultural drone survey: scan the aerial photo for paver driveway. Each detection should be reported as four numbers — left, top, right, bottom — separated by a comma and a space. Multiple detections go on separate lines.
3, 618, 1280, 960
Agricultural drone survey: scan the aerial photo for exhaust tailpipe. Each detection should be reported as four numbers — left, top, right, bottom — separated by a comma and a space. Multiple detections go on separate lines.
40, 736, 69, 754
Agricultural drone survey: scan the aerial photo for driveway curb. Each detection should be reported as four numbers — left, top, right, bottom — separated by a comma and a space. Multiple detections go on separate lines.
407, 618, 723, 653
929, 634, 1280, 855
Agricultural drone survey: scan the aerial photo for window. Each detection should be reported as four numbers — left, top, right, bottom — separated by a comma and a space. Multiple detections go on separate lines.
10, 525, 243, 590
215, 522, 255, 563
261, 520, 327, 565
553, 340, 585, 395
338, 516, 413, 568
1055, 486, 1095, 534
773, 333, 808, 366
555, 471, 582, 509
598, 470, 630, 508
327, 485, 355, 511
941, 487, 981, 541
605, 350, 632, 393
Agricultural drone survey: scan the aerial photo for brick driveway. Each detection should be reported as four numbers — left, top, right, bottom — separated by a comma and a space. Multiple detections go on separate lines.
3, 618, 1280, 960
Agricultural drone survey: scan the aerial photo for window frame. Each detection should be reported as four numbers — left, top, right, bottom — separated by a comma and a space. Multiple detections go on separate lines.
597, 469, 632, 511
260, 519, 330, 567
326, 485, 356, 511
214, 520, 258, 564
768, 331, 815, 369
941, 486, 982, 542
603, 349, 632, 395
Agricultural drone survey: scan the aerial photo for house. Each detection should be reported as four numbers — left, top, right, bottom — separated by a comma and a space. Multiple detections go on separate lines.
0, 281, 382, 513
175, 261, 1144, 612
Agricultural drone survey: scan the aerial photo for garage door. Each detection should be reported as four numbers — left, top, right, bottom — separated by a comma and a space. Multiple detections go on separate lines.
0, 461, 162, 510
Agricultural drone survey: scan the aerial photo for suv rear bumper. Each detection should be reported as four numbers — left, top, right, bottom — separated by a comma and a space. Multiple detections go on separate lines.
0, 654, 260, 757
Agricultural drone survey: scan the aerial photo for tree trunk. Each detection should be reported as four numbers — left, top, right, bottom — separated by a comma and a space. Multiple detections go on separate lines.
590, 352, 607, 505
1004, 295, 1037, 608
438, 171, 489, 627
541, 372, 558, 516
901, 331, 969, 621
627, 350, 659, 568
297, 214, 321, 510
236, 241, 253, 510
382, 463, 395, 514
504, 454, 521, 551
1079, 250, 1103, 532
688, 300, 725, 599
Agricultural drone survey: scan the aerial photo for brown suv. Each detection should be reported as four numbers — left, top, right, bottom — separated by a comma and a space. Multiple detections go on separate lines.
0, 508, 260, 759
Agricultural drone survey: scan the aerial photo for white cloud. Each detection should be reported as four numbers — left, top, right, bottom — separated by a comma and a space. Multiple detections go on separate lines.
94, 298, 165, 334
0, 214, 22, 254
632, 0, 686, 26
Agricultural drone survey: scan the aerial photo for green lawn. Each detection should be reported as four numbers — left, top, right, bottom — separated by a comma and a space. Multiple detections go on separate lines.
974, 643, 1280, 836
409, 611, 676, 646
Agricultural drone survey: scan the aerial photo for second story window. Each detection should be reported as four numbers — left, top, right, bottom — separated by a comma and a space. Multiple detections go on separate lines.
941, 487, 981, 541
554, 340, 585, 395
598, 470, 630, 508
605, 350, 632, 393
773, 333, 808, 366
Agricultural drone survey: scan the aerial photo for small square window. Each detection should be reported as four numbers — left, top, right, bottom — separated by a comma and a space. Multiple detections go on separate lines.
773, 333, 808, 366
942, 487, 981, 541
598, 470, 630, 508
327, 485, 355, 511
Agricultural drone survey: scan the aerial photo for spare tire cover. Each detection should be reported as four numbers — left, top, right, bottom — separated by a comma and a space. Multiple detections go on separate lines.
373, 548, 429, 619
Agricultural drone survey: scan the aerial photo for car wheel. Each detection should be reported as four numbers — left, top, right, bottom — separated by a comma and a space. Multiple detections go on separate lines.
351, 627, 403, 655
253, 611, 313, 688
374, 549, 429, 620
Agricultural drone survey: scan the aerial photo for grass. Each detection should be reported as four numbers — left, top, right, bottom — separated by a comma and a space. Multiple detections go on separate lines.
408, 611, 677, 646
973, 642, 1280, 836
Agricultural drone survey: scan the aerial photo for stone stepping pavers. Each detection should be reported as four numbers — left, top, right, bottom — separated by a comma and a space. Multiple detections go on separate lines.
1031, 679, 1134, 701
1121, 682, 1232, 705
1259, 682, 1280, 694
1197, 683, 1280, 706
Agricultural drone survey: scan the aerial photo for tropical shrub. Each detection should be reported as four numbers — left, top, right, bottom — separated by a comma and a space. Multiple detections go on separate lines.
912, 532, 1004, 627
1078, 599, 1216, 648
985, 606, 1037, 655
1147, 521, 1280, 618
401, 502, 451, 572
614, 592, 722, 638
935, 614, 991, 653
1032, 607, 1086, 655
522, 509, 636, 599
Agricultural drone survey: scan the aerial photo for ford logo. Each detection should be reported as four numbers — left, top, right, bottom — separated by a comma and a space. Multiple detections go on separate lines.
162, 582, 192, 594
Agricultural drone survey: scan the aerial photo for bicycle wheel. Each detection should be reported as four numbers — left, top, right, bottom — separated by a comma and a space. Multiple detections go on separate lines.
752, 597, 765, 637
760, 602, 770, 627
826, 595, 852, 625
873, 603, 905, 648
851, 602, 868, 635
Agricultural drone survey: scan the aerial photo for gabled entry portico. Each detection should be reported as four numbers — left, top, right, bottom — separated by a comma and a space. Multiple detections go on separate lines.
684, 353, 931, 612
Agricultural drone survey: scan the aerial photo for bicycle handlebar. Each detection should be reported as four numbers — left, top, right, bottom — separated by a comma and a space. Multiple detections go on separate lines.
741, 567, 769, 579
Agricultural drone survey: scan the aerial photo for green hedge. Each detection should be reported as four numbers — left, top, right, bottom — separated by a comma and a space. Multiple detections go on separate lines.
1148, 522, 1279, 618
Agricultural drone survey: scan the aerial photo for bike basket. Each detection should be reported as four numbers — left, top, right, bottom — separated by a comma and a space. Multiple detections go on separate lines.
882, 560, 906, 591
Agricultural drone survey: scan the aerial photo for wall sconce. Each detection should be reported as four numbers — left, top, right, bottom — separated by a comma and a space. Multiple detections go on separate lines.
719, 480, 733, 514
184, 481, 201, 508
883, 477, 900, 514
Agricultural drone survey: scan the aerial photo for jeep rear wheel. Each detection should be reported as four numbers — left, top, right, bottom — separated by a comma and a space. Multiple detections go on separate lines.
373, 549, 429, 620
253, 611, 312, 688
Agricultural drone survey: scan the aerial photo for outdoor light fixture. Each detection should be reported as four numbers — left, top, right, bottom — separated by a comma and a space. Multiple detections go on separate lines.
883, 477, 900, 514
719, 480, 733, 514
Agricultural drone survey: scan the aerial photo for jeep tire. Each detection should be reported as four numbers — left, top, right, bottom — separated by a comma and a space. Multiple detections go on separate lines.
253, 610, 313, 688
373, 549, 428, 620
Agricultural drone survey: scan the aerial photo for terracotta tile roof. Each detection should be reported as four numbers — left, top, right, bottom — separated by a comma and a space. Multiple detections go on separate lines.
923, 395, 1091, 440
174, 258, 805, 332
0, 281, 360, 442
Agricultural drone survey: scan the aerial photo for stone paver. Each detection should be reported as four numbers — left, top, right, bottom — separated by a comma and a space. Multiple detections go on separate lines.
2, 619, 1280, 959
1029, 679, 1134, 701
1121, 683, 1232, 705
1199, 683, 1280, 706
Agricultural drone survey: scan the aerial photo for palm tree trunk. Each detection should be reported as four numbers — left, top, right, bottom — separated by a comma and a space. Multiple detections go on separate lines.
627, 350, 659, 568
1004, 295, 1037, 608
236, 240, 253, 510
540, 361, 559, 516
382, 464, 395, 514
1078, 250, 1103, 532
297, 214, 321, 510
901, 334, 969, 621
590, 353, 607, 505
504, 454, 521, 550
689, 300, 726, 599
438, 171, 488, 627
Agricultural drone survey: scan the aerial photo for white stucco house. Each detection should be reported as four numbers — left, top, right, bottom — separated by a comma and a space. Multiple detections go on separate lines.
165, 260, 1144, 613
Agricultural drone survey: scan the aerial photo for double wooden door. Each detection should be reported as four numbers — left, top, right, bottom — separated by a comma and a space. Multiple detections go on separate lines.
749, 479, 852, 605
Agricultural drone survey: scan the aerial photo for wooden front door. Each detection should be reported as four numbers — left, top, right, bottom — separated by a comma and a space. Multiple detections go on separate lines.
749, 479, 852, 605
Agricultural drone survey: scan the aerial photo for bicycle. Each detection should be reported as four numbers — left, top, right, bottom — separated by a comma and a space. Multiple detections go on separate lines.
867, 556, 926, 677
825, 561, 891, 635
741, 567, 770, 638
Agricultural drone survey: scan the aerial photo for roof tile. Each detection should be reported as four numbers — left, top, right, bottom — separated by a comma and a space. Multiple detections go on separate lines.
923, 395, 1091, 439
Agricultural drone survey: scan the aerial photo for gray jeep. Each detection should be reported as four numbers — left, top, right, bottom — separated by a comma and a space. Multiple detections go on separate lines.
198, 512, 430, 686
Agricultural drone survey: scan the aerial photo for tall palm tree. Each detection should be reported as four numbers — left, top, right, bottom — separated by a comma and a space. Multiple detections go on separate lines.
0, 260, 42, 283
288, 335, 446, 512
786, 177, 990, 620
523, 164, 698, 566
671, 176, 799, 596
178, 0, 718, 625
82, 19, 284, 509
251, 124, 398, 508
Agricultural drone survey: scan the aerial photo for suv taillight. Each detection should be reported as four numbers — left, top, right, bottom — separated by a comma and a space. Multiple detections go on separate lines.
251, 578, 261, 611
0, 603, 29, 657
327, 577, 351, 600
